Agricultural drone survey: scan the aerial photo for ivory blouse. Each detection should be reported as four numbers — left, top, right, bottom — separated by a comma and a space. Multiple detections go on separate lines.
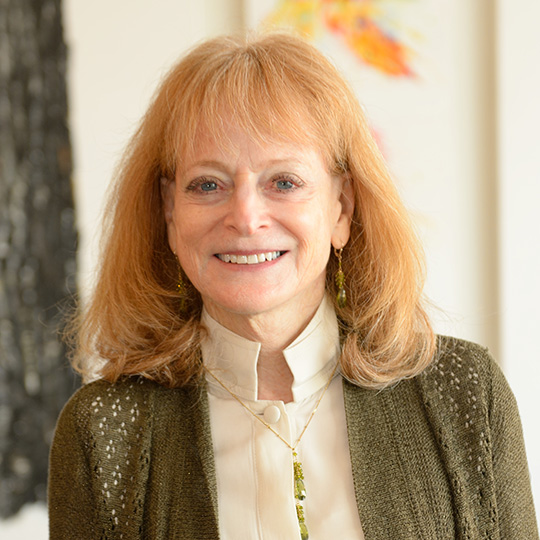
201, 297, 365, 539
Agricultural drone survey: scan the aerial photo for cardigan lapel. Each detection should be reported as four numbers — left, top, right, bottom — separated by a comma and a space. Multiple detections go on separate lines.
145, 383, 220, 540
342, 379, 456, 540
343, 379, 421, 539
190, 383, 220, 529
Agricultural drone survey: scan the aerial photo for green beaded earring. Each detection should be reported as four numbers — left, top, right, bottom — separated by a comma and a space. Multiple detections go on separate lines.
175, 256, 187, 311
177, 268, 184, 294
334, 247, 346, 308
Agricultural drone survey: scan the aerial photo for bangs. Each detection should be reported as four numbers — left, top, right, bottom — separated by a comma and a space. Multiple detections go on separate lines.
159, 34, 352, 176
190, 69, 322, 157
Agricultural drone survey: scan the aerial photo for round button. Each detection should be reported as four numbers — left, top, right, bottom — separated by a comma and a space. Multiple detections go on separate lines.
263, 405, 281, 424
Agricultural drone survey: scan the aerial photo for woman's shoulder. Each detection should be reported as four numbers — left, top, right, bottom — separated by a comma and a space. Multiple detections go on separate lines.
421, 334, 501, 386
53, 377, 159, 443
433, 333, 494, 370
56, 376, 205, 437
60, 377, 160, 418
415, 336, 537, 537
414, 334, 520, 437
56, 376, 203, 440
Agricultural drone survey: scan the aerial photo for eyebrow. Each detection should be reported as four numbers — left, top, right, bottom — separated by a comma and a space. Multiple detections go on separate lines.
182, 157, 307, 174
187, 160, 225, 169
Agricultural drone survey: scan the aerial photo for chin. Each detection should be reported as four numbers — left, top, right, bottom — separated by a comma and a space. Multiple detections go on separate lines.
201, 283, 324, 322
206, 296, 282, 318
201, 282, 284, 311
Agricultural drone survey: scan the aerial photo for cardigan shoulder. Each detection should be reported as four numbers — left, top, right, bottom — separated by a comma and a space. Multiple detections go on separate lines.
52, 373, 211, 486
58, 376, 167, 426
343, 335, 538, 539
49, 378, 164, 539
417, 334, 513, 441
55, 376, 205, 455
49, 377, 219, 540
424, 334, 495, 386
416, 335, 538, 539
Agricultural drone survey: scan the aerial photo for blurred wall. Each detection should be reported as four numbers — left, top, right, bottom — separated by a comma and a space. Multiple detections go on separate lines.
495, 0, 540, 511
64, 0, 539, 510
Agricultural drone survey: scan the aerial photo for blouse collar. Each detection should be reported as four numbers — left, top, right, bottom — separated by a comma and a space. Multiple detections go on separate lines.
201, 295, 340, 403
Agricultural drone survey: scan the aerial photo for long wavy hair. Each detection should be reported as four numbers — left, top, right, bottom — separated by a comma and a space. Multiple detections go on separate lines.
70, 32, 435, 388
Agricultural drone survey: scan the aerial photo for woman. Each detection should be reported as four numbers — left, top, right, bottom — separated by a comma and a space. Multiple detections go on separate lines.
49, 33, 538, 539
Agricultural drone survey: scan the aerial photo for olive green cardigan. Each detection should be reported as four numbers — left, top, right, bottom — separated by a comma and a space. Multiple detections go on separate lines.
48, 336, 539, 539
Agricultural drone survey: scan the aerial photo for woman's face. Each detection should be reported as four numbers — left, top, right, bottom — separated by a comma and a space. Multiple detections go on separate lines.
162, 124, 353, 325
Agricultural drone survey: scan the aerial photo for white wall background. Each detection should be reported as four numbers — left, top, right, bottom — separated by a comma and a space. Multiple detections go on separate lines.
496, 0, 540, 518
2, 0, 537, 536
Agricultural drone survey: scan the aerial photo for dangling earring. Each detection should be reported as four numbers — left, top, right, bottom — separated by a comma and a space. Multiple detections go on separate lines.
334, 247, 346, 308
175, 256, 187, 311
177, 266, 185, 295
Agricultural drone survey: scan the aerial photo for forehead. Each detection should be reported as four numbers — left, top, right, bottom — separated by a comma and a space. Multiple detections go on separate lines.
177, 111, 332, 172
179, 124, 331, 176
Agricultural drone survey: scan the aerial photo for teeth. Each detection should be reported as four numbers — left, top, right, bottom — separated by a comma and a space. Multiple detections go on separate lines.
217, 251, 282, 264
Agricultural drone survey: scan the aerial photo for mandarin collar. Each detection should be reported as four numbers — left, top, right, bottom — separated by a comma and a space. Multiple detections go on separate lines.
201, 295, 340, 403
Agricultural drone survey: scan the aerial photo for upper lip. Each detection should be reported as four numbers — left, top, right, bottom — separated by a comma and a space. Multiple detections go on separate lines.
214, 250, 286, 255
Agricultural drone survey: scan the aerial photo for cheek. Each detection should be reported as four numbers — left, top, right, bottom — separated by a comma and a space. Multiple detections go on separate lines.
295, 213, 334, 269
292, 202, 334, 245
176, 249, 206, 288
173, 209, 203, 249
304, 198, 342, 263
326, 184, 344, 223
172, 222, 204, 274
311, 194, 342, 239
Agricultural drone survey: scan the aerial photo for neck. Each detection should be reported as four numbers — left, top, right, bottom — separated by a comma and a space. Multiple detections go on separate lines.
203, 296, 324, 403
256, 350, 294, 402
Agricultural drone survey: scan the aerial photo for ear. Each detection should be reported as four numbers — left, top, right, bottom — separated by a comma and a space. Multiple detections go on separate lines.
331, 175, 355, 249
160, 177, 178, 254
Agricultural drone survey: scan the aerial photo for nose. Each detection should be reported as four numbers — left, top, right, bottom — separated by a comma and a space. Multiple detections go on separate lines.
224, 181, 270, 236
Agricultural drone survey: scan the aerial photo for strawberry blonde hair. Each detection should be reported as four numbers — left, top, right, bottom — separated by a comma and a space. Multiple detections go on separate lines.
70, 32, 435, 388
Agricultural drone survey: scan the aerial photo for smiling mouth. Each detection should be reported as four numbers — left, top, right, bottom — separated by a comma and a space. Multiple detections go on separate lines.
215, 251, 285, 265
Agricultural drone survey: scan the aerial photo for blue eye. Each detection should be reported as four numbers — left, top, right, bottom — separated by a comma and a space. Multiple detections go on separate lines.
275, 179, 294, 190
271, 175, 303, 193
187, 178, 218, 193
200, 181, 217, 191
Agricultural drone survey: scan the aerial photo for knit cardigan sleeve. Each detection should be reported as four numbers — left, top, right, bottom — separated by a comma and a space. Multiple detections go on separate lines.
48, 377, 220, 540
488, 352, 538, 538
48, 378, 156, 539
417, 337, 539, 539
48, 381, 100, 539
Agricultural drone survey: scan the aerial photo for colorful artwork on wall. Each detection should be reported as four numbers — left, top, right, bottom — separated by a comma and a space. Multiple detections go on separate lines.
260, 0, 419, 77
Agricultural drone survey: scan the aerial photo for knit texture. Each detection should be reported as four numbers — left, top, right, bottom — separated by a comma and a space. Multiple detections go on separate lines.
48, 336, 539, 539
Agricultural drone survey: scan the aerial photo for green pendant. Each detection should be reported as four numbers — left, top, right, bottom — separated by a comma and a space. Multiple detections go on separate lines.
296, 503, 309, 540
335, 264, 346, 308
293, 453, 309, 538
336, 287, 346, 308
295, 477, 306, 500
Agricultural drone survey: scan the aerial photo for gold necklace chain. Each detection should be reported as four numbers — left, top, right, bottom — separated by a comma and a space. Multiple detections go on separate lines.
204, 362, 339, 540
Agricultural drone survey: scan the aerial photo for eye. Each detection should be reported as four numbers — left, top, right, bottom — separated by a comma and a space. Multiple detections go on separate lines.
200, 181, 217, 191
275, 179, 294, 190
186, 177, 218, 193
271, 174, 303, 192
